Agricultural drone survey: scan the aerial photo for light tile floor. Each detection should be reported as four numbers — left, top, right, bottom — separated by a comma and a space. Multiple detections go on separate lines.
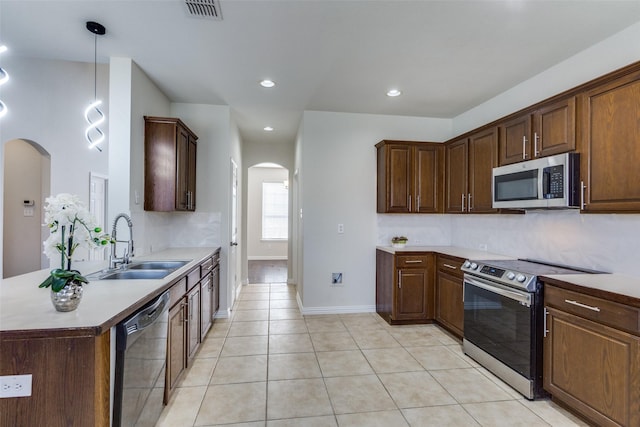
156, 283, 589, 427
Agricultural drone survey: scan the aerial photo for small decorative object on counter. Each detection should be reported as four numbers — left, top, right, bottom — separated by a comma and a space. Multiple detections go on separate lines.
391, 236, 408, 248
39, 193, 112, 312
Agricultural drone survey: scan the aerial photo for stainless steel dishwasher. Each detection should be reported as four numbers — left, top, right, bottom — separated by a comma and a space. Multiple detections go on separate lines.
113, 291, 170, 427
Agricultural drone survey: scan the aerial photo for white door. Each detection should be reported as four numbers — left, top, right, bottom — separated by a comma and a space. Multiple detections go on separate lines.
229, 158, 239, 308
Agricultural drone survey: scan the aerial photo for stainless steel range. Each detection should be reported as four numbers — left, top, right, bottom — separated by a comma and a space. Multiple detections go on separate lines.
461, 258, 595, 400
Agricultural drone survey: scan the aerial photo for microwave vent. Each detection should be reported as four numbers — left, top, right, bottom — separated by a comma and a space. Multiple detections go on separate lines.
184, 0, 222, 19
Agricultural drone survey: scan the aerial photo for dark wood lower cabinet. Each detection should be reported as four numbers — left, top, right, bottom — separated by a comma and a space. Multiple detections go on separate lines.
544, 285, 640, 427
435, 271, 464, 337
0, 329, 110, 427
166, 299, 186, 402
376, 249, 434, 325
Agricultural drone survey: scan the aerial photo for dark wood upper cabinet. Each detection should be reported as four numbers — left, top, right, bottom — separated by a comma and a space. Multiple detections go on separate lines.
445, 128, 497, 213
376, 140, 444, 213
578, 69, 640, 212
498, 97, 576, 166
445, 137, 468, 213
144, 116, 198, 212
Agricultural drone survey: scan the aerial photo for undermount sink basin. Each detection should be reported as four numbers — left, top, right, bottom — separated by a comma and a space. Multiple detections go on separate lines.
99, 269, 172, 280
127, 261, 190, 270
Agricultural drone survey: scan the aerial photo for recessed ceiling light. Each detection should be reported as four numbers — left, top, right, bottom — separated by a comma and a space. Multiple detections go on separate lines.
260, 79, 275, 88
264, 126, 274, 131
387, 89, 402, 97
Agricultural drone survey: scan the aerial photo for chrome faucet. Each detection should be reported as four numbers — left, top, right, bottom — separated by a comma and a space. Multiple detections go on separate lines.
109, 213, 134, 269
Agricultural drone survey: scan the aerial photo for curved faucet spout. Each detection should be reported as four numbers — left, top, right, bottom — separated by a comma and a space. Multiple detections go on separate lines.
110, 213, 134, 269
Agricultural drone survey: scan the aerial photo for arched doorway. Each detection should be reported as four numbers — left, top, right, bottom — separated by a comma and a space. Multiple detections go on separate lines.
247, 163, 289, 284
3, 139, 51, 278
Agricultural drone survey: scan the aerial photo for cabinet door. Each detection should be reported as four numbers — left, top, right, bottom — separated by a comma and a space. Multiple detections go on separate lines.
187, 137, 197, 211
166, 300, 186, 402
175, 125, 190, 211
544, 307, 640, 426
414, 145, 443, 213
468, 128, 498, 213
534, 96, 576, 158
212, 265, 220, 314
499, 114, 532, 165
579, 71, 640, 212
200, 273, 213, 341
445, 138, 468, 213
383, 144, 412, 213
435, 271, 464, 337
396, 269, 430, 320
187, 285, 201, 363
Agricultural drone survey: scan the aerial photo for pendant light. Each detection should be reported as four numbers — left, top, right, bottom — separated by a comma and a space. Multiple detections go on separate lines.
84, 21, 106, 152
0, 44, 9, 119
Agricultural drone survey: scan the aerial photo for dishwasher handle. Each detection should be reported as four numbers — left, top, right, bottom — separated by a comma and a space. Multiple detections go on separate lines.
117, 291, 169, 350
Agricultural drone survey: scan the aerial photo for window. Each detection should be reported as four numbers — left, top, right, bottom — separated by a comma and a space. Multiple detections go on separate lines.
262, 181, 288, 240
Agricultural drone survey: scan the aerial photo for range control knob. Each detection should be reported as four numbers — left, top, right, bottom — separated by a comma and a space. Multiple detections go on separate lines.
470, 262, 478, 270
463, 261, 471, 269
516, 274, 527, 283
506, 271, 516, 280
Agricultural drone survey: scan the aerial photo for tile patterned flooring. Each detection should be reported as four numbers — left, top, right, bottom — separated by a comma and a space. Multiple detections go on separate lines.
156, 283, 589, 426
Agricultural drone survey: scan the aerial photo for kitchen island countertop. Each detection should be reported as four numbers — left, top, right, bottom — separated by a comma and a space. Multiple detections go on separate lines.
0, 247, 217, 334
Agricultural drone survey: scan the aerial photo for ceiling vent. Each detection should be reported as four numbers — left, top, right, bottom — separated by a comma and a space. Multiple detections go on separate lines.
184, 0, 222, 20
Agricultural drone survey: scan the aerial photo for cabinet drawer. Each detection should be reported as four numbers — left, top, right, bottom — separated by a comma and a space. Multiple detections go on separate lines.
169, 277, 187, 307
201, 257, 214, 275
396, 255, 430, 268
187, 266, 201, 290
545, 285, 640, 335
437, 255, 464, 277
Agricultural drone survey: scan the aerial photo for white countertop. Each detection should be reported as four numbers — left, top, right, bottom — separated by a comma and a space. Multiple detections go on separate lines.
376, 245, 515, 261
0, 247, 217, 333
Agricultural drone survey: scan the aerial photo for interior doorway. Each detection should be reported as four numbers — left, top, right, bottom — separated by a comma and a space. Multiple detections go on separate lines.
2, 139, 51, 278
247, 163, 289, 284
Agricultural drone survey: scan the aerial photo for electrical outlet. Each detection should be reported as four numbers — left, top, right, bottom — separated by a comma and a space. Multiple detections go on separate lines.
0, 375, 32, 398
337, 224, 344, 234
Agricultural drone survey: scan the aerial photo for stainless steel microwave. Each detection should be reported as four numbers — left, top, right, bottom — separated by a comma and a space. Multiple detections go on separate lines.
492, 153, 580, 209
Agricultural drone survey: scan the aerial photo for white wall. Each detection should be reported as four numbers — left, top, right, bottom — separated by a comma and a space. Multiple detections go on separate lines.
453, 21, 640, 136
247, 166, 289, 260
298, 111, 452, 313
0, 56, 109, 277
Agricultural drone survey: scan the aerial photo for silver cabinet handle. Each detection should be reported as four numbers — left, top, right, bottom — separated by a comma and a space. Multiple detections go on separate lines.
580, 181, 587, 210
534, 132, 540, 157
468, 193, 472, 211
522, 136, 527, 160
398, 271, 401, 288
543, 307, 549, 338
564, 299, 600, 312
461, 193, 466, 212
443, 263, 457, 270
405, 260, 423, 264
416, 195, 420, 211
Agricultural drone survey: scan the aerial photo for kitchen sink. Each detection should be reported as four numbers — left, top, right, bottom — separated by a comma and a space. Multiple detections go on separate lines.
98, 269, 173, 280
127, 261, 189, 270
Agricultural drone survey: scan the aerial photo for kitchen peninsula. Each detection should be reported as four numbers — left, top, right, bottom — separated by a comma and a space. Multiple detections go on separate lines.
0, 247, 218, 427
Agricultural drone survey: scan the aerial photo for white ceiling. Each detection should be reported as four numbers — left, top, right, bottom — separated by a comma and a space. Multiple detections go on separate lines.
2, 0, 640, 145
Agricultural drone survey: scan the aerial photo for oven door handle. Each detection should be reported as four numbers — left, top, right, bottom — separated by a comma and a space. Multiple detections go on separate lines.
464, 276, 532, 307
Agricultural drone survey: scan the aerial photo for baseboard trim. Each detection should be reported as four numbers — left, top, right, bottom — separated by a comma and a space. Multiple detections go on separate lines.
295, 295, 376, 316
247, 256, 288, 261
